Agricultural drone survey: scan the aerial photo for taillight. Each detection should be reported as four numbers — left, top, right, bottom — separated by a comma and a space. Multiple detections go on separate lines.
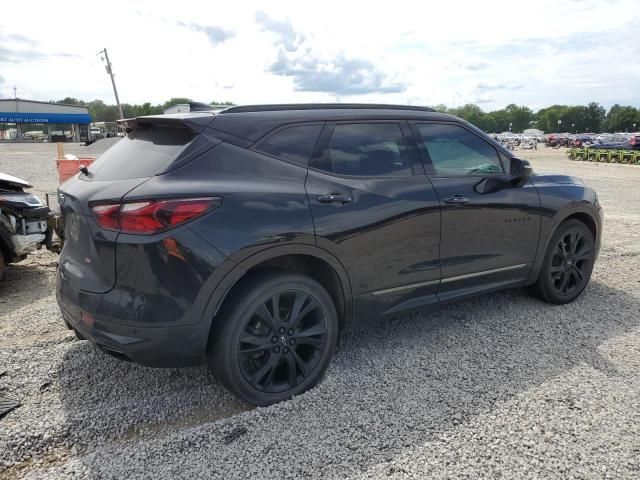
92, 203, 121, 230
91, 197, 221, 234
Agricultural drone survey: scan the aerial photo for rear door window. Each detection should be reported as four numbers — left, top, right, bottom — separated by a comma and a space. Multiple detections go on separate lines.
254, 124, 323, 166
88, 126, 192, 181
312, 123, 412, 177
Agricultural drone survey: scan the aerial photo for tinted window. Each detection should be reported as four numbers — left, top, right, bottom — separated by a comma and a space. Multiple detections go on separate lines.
88, 127, 192, 180
314, 123, 411, 177
255, 124, 323, 166
415, 124, 503, 176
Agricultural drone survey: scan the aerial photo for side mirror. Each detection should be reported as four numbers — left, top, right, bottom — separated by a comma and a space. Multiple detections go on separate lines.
475, 158, 533, 194
510, 158, 534, 179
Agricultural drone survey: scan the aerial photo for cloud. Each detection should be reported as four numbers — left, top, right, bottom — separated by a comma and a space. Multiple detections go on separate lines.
474, 82, 523, 93
201, 26, 235, 45
255, 11, 305, 52
0, 46, 77, 63
0, 33, 38, 45
256, 12, 406, 95
180, 22, 235, 46
464, 60, 489, 71
473, 96, 494, 104
270, 50, 407, 95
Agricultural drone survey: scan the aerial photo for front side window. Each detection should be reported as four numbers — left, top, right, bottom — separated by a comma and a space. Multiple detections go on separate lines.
313, 123, 412, 177
415, 123, 503, 176
254, 124, 323, 166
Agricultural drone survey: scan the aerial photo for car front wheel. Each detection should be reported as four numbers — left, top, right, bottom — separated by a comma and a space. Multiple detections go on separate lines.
528, 219, 595, 304
207, 272, 339, 406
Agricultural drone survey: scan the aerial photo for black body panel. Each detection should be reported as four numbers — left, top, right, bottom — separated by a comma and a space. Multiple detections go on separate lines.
56, 105, 602, 367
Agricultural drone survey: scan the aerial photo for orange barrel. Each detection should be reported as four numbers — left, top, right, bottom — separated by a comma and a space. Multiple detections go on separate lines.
56, 158, 95, 184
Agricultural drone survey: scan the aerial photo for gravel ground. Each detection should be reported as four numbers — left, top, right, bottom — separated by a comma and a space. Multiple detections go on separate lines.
0, 143, 639, 479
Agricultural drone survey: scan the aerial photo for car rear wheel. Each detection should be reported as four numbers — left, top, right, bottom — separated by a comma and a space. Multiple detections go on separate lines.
528, 219, 595, 304
207, 272, 338, 406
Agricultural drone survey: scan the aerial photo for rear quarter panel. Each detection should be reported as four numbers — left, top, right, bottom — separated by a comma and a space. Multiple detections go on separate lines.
115, 141, 316, 327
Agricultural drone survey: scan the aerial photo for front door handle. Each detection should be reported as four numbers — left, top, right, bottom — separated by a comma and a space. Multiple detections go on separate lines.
318, 194, 352, 204
443, 195, 469, 205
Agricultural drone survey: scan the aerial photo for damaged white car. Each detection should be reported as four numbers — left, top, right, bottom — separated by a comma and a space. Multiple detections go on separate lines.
0, 173, 54, 279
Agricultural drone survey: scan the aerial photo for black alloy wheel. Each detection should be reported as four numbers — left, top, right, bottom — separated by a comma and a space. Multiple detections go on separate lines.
238, 290, 328, 393
548, 229, 591, 297
529, 219, 595, 304
208, 272, 338, 406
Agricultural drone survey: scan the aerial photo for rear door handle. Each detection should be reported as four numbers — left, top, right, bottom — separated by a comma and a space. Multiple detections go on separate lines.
443, 195, 469, 205
317, 194, 352, 204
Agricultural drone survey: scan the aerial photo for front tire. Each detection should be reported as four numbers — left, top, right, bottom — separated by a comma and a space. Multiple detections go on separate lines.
528, 219, 595, 304
207, 272, 339, 406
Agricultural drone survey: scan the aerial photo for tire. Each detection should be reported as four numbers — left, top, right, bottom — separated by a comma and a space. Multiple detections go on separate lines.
207, 272, 339, 406
528, 219, 595, 304
0, 254, 5, 281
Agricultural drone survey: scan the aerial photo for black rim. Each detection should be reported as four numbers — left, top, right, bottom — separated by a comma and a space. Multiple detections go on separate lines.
237, 290, 328, 394
549, 230, 592, 296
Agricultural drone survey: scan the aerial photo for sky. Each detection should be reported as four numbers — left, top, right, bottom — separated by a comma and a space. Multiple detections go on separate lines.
1, 0, 639, 112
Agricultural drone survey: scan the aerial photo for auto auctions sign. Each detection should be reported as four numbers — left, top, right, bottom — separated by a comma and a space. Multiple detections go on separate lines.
0, 112, 92, 124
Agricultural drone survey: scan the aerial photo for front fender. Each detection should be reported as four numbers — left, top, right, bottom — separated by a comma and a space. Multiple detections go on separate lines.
527, 201, 602, 284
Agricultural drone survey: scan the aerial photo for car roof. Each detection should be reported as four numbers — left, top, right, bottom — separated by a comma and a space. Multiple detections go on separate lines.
210, 104, 458, 143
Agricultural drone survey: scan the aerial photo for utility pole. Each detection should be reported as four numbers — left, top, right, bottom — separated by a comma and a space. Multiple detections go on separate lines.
98, 48, 124, 119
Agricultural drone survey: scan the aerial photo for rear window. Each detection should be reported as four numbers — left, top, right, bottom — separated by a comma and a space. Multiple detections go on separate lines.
87, 127, 192, 181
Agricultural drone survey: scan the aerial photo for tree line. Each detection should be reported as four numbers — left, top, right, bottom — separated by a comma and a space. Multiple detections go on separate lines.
54, 97, 234, 123
56, 97, 639, 133
434, 102, 639, 133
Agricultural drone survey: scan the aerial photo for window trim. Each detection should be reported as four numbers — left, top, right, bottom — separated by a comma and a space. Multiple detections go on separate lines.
410, 121, 507, 178
308, 120, 418, 179
250, 121, 325, 168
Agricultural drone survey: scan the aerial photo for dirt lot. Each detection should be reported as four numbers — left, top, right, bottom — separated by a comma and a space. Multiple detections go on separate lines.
1, 142, 639, 479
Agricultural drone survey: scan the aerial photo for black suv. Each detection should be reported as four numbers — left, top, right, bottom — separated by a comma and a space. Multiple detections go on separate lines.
57, 104, 602, 405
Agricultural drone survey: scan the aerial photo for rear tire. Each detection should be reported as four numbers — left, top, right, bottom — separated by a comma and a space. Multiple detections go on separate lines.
528, 219, 595, 304
0, 254, 5, 281
207, 272, 339, 406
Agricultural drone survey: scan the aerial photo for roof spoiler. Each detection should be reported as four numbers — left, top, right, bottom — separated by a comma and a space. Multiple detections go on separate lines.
117, 112, 215, 134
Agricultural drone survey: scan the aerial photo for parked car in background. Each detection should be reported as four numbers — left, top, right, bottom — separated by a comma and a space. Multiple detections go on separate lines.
590, 134, 640, 150
0, 173, 53, 279
56, 104, 603, 405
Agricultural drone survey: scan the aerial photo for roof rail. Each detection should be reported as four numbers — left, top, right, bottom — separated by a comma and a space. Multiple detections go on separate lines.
220, 103, 435, 114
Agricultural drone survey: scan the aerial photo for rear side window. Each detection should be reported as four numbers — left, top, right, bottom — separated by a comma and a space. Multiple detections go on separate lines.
415, 123, 503, 176
313, 123, 411, 177
254, 124, 323, 166
88, 127, 192, 181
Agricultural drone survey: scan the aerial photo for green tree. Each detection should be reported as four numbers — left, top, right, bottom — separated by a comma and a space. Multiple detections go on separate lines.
603, 105, 639, 132
585, 102, 606, 133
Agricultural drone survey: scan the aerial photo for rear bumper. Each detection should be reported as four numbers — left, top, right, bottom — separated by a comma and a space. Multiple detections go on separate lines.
57, 276, 210, 368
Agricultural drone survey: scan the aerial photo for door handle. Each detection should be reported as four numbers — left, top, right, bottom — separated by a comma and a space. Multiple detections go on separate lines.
443, 195, 469, 205
317, 194, 352, 204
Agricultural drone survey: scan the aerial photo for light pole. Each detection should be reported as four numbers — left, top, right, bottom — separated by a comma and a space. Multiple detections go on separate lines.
634, 123, 637, 132
557, 119, 562, 133
572, 123, 575, 133
98, 48, 124, 120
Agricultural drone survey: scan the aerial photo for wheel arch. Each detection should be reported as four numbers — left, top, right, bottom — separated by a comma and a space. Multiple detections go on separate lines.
528, 205, 600, 284
204, 244, 353, 338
